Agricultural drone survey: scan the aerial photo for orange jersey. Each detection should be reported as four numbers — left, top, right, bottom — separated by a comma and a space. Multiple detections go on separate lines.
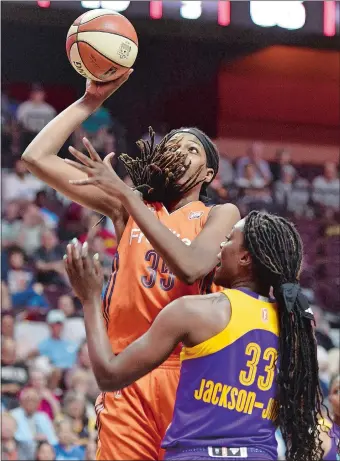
102, 200, 222, 354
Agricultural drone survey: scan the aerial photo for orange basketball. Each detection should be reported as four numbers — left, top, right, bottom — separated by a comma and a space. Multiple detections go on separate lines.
66, 9, 138, 82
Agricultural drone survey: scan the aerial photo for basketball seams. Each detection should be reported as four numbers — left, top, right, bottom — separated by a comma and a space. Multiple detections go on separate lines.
78, 40, 130, 70
80, 13, 120, 25
75, 41, 101, 81
67, 30, 138, 47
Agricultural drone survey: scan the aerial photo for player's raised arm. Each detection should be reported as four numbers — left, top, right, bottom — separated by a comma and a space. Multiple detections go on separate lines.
21, 73, 132, 240
64, 241, 191, 391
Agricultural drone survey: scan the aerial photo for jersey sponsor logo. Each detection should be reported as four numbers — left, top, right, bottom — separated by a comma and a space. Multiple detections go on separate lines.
188, 211, 204, 220
208, 447, 248, 458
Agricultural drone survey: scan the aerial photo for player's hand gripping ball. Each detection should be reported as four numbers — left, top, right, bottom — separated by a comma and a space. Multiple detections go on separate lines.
66, 9, 138, 82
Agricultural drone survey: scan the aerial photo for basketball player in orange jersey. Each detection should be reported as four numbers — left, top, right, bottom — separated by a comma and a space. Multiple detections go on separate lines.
22, 74, 240, 460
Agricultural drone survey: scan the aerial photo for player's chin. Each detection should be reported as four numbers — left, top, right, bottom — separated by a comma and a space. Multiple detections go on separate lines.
176, 174, 190, 186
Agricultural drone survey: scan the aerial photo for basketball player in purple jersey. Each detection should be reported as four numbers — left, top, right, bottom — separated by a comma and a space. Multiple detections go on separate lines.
65, 211, 327, 461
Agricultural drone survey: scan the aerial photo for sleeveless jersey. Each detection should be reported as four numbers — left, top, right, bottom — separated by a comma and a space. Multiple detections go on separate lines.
162, 288, 280, 460
102, 201, 222, 354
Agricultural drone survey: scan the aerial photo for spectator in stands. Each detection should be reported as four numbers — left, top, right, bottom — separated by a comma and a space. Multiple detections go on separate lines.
5, 246, 34, 299
5, 246, 49, 310
15, 204, 46, 257
29, 369, 60, 420
54, 418, 85, 461
236, 163, 266, 189
35, 191, 60, 230
274, 165, 310, 216
34, 230, 66, 288
1, 412, 35, 461
235, 142, 272, 184
16, 84, 56, 148
312, 162, 340, 210
235, 163, 272, 212
10, 388, 58, 451
28, 310, 78, 370
1, 312, 15, 340
61, 391, 95, 447
271, 148, 295, 182
2, 201, 21, 249
1, 338, 29, 410
2, 158, 45, 205
67, 369, 90, 396
57, 295, 76, 318
35, 441, 56, 461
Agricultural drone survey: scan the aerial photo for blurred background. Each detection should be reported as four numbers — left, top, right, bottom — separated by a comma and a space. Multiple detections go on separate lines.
1, 1, 339, 460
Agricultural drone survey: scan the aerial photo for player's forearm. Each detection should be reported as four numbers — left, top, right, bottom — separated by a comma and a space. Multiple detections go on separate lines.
82, 297, 121, 389
119, 189, 205, 284
22, 95, 99, 164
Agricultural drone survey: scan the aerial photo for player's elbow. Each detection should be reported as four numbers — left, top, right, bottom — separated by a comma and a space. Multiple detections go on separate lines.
96, 374, 121, 392
176, 266, 203, 285
97, 379, 119, 392
22, 149, 37, 167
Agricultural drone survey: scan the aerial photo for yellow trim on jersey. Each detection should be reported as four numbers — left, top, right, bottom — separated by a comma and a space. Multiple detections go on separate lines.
318, 418, 333, 433
181, 289, 279, 362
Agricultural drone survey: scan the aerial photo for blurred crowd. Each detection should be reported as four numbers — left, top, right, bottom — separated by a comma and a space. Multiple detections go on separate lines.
1, 85, 339, 460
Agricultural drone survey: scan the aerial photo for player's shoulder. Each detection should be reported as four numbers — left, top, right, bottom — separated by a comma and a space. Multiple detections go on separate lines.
176, 292, 230, 314
208, 202, 240, 220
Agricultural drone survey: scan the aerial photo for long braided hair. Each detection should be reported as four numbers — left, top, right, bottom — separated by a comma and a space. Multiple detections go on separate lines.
243, 211, 327, 461
119, 127, 219, 203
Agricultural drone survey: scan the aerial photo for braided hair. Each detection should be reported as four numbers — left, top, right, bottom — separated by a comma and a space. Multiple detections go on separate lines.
119, 127, 219, 203
243, 211, 326, 461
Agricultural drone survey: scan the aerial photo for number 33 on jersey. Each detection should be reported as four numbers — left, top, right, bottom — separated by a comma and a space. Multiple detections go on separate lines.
102, 201, 222, 355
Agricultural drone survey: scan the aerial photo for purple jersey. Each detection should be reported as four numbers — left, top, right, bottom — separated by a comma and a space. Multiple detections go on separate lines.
162, 289, 279, 460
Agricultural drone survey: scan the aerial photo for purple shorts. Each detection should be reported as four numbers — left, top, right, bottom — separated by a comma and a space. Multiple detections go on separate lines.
164, 447, 273, 461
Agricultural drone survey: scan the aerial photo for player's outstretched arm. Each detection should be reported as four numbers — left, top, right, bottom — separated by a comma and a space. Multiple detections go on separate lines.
65, 156, 241, 284
64, 241, 190, 391
22, 73, 132, 240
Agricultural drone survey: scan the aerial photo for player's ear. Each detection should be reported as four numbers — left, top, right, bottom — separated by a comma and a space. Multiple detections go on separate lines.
203, 168, 214, 184
239, 250, 252, 267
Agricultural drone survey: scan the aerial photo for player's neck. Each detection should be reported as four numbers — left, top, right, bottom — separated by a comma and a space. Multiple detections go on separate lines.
333, 414, 340, 426
164, 189, 201, 212
231, 279, 269, 298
